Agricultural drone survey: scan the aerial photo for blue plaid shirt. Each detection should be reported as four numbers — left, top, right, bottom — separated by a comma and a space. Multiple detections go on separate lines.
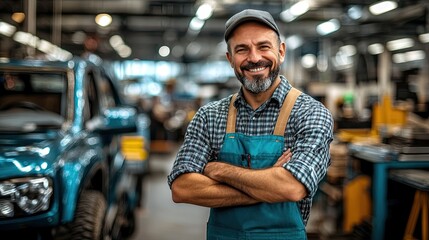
168, 76, 333, 224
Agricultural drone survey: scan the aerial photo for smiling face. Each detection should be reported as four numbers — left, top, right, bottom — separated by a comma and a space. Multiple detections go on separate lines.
226, 21, 285, 94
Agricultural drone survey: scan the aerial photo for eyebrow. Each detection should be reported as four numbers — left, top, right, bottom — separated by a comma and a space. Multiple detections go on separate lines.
233, 40, 273, 51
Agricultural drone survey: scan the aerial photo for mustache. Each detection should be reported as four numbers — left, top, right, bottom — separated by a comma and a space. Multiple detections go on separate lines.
241, 61, 272, 71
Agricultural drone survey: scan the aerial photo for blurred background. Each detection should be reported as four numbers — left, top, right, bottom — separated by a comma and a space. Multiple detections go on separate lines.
1, 0, 429, 240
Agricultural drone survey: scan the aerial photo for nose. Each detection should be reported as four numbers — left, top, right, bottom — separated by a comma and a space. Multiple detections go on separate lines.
247, 48, 262, 63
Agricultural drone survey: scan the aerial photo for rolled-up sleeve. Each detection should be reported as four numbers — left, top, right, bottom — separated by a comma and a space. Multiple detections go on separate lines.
167, 108, 212, 188
285, 100, 333, 197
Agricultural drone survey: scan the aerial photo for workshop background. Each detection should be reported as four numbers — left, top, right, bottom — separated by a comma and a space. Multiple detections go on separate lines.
1, 0, 429, 240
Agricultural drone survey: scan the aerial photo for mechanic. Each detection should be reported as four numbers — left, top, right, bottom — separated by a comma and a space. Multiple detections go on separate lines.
168, 9, 333, 239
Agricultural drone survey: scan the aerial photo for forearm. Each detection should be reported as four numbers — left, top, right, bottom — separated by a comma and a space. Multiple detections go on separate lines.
171, 172, 260, 208
204, 162, 307, 203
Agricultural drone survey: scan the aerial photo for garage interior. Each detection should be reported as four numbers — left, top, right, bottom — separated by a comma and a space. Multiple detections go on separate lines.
1, 0, 429, 240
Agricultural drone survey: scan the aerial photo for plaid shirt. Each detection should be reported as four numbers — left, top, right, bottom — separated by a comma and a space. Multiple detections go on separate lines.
167, 76, 333, 225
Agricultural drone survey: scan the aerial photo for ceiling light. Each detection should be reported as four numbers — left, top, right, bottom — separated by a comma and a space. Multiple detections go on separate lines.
280, 0, 309, 22
189, 17, 205, 31
386, 38, 414, 51
289, 0, 310, 17
418, 33, 429, 43
13, 31, 38, 48
0, 21, 17, 37
196, 3, 213, 20
339, 45, 356, 56
280, 10, 295, 22
11, 12, 25, 23
301, 54, 316, 69
369, 1, 398, 15
37, 39, 55, 53
117, 45, 132, 58
392, 50, 425, 63
95, 13, 112, 27
347, 6, 363, 20
316, 19, 340, 35
368, 43, 384, 55
109, 35, 124, 48
159, 46, 170, 57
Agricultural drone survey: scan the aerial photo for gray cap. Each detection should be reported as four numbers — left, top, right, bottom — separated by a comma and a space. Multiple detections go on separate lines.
224, 9, 280, 41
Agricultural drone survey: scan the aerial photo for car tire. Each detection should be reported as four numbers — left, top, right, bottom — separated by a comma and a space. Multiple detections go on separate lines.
70, 190, 106, 240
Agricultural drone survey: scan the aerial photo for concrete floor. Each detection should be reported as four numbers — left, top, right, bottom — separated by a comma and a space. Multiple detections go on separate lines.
128, 147, 336, 240
129, 149, 209, 240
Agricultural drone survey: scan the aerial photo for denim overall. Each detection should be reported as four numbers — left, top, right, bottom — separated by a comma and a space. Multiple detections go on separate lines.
207, 88, 306, 240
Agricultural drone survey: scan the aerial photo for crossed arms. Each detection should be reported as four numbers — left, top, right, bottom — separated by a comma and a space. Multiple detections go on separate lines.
171, 149, 308, 208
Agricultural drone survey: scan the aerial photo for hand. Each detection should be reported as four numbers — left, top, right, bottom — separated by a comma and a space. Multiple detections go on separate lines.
273, 149, 291, 167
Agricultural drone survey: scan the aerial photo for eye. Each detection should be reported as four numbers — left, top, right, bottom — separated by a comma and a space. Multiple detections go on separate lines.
235, 48, 247, 54
260, 45, 271, 50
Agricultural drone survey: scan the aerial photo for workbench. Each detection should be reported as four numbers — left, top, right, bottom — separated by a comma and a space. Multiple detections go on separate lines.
348, 144, 429, 240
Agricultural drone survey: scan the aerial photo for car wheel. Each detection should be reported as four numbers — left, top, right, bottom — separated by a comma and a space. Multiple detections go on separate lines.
70, 190, 106, 240
120, 206, 136, 238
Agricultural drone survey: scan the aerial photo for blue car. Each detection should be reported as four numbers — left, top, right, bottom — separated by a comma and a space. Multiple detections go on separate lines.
0, 58, 140, 239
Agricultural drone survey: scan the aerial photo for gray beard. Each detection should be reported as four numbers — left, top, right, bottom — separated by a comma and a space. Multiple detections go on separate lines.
237, 66, 280, 94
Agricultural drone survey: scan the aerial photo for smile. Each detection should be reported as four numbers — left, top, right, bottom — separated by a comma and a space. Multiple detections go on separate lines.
248, 67, 266, 72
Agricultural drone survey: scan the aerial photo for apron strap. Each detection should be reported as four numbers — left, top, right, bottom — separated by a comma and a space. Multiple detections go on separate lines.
273, 87, 301, 136
226, 93, 238, 133
226, 87, 301, 135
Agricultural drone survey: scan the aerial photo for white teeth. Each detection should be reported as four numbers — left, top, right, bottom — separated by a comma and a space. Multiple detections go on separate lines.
249, 67, 265, 72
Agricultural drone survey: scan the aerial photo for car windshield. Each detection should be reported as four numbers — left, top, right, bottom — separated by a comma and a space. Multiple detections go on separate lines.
0, 69, 68, 132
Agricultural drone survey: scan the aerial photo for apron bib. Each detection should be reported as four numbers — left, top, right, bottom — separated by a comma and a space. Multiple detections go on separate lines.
207, 88, 307, 240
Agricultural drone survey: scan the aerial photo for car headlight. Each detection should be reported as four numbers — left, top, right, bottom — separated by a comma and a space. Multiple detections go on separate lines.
0, 177, 53, 218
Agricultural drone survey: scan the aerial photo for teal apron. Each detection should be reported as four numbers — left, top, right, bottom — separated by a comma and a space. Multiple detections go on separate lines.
207, 88, 307, 240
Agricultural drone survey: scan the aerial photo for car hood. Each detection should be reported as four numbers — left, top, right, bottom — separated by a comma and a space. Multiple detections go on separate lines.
0, 132, 63, 177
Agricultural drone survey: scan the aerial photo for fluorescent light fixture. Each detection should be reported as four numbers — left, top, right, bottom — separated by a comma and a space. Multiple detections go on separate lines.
95, 13, 112, 27
290, 0, 310, 17
339, 45, 356, 56
386, 38, 414, 51
37, 39, 55, 53
392, 50, 425, 63
109, 34, 132, 58
117, 45, 132, 58
418, 33, 429, 43
280, 10, 295, 22
0, 21, 17, 37
316, 19, 340, 35
13, 31, 38, 47
189, 17, 205, 31
347, 5, 363, 20
369, 1, 398, 15
368, 43, 384, 55
280, 0, 309, 22
109, 35, 124, 48
301, 54, 316, 69
13, 30, 73, 61
196, 3, 213, 20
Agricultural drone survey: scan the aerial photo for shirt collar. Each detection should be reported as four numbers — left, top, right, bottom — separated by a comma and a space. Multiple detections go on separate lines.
234, 75, 292, 108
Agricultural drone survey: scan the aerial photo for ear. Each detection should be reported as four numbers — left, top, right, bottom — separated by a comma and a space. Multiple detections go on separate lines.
226, 51, 234, 68
279, 42, 286, 63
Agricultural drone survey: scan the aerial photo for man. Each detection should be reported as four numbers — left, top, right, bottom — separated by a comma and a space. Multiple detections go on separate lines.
168, 9, 333, 239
